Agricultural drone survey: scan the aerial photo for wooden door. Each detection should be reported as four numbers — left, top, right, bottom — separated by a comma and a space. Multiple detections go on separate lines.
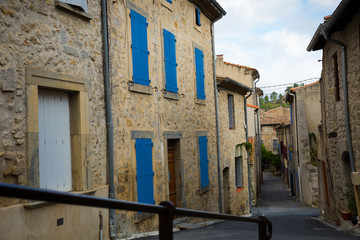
168, 148, 176, 206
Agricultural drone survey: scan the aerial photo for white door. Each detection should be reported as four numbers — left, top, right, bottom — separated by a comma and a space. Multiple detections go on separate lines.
38, 90, 72, 191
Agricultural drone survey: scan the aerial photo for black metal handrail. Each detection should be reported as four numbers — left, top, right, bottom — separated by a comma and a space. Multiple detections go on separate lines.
0, 183, 272, 240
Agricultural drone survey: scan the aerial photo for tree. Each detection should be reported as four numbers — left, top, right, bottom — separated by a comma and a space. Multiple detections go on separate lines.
264, 95, 269, 103
270, 91, 278, 101
278, 94, 283, 100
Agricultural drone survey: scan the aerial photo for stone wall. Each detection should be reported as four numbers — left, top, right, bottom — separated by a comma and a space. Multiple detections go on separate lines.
319, 8, 360, 225
108, 0, 220, 233
0, 0, 108, 239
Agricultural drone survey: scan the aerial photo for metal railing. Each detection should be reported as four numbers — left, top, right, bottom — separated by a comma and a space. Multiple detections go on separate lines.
0, 183, 272, 239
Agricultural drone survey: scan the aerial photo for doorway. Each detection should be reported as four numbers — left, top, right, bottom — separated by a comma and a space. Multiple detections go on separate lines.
223, 167, 231, 214
167, 139, 184, 207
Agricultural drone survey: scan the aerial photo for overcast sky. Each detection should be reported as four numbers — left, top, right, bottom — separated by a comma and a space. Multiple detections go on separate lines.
214, 0, 341, 96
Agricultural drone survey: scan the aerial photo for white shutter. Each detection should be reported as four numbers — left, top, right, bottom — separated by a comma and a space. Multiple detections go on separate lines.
38, 90, 72, 191
60, 0, 87, 12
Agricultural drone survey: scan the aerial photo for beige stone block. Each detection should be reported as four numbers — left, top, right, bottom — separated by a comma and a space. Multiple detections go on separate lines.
351, 172, 360, 185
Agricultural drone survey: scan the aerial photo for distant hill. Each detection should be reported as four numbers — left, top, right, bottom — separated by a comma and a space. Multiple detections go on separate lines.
260, 94, 289, 112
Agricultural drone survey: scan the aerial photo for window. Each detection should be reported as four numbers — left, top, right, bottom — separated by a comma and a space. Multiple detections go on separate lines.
60, 0, 87, 12
198, 136, 209, 192
130, 10, 150, 86
166, 0, 172, 3
333, 54, 340, 101
195, 48, 205, 100
163, 29, 178, 93
228, 94, 235, 129
235, 156, 243, 188
38, 90, 72, 191
273, 139, 278, 152
135, 138, 155, 204
195, 7, 201, 26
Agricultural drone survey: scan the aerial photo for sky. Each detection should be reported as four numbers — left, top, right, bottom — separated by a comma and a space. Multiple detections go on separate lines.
214, 0, 341, 96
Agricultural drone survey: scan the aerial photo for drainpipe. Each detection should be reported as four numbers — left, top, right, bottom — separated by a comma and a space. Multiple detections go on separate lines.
245, 91, 253, 213
101, 0, 116, 238
320, 24, 360, 214
288, 92, 302, 202
211, 23, 223, 213
254, 78, 261, 197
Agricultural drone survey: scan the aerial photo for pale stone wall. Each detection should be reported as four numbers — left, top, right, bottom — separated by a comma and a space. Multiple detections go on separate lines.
261, 125, 277, 152
319, 8, 360, 225
109, 0, 219, 233
0, 1, 108, 239
217, 87, 249, 215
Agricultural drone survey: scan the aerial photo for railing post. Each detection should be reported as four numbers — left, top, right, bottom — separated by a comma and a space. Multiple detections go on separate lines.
257, 216, 272, 240
159, 201, 175, 240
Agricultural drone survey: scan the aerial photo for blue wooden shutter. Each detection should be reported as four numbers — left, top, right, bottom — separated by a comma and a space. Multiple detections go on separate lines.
61, 0, 87, 12
166, 0, 172, 3
130, 10, 150, 86
135, 139, 155, 204
163, 29, 178, 93
199, 136, 209, 188
195, 7, 201, 26
195, 48, 205, 100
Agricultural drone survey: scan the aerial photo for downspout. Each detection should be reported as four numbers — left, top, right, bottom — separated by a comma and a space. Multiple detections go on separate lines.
211, 23, 223, 213
254, 78, 261, 199
245, 91, 253, 213
320, 24, 360, 214
288, 92, 302, 202
101, 0, 116, 238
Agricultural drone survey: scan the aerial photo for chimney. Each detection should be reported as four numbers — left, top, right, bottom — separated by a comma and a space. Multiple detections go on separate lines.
216, 54, 223, 59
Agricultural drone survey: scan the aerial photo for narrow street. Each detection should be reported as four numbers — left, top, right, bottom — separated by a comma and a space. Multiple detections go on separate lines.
135, 171, 359, 240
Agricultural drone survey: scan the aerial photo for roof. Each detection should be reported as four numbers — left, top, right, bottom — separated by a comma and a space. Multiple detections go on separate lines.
223, 61, 260, 79
216, 76, 252, 95
247, 104, 259, 109
261, 107, 290, 126
286, 81, 320, 103
189, 0, 226, 22
307, 0, 360, 51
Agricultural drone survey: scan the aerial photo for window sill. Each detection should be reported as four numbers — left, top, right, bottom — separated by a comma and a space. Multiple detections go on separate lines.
199, 185, 209, 195
163, 91, 179, 100
129, 82, 153, 95
55, 1, 93, 21
23, 189, 97, 210
195, 98, 206, 105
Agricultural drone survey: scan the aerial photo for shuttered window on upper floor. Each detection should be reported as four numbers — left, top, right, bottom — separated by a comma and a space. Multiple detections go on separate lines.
135, 138, 155, 205
60, 0, 87, 12
163, 29, 178, 93
199, 136, 209, 190
166, 0, 172, 3
130, 10, 150, 86
195, 48, 205, 100
195, 7, 201, 26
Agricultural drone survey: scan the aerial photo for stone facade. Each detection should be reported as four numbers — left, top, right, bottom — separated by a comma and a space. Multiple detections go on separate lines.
108, 0, 224, 234
215, 55, 260, 209
286, 82, 320, 208
261, 107, 290, 153
307, 1, 360, 227
0, 1, 109, 239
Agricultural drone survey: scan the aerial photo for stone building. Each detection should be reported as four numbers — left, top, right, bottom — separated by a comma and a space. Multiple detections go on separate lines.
215, 55, 260, 208
261, 107, 290, 154
108, 0, 225, 234
275, 122, 291, 187
0, 0, 226, 239
0, 1, 109, 239
285, 81, 320, 208
307, 0, 360, 227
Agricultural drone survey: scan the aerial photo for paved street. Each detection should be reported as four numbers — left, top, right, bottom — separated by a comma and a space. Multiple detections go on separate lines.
135, 171, 359, 240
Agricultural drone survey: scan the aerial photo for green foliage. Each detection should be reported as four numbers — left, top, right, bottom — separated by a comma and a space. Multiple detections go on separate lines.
259, 92, 289, 112
264, 95, 269, 103
261, 144, 281, 170
237, 142, 253, 156
270, 91, 278, 101
342, 184, 357, 213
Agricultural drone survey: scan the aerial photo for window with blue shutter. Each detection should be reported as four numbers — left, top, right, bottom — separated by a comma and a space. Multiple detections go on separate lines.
195, 7, 201, 26
130, 10, 150, 86
135, 138, 155, 204
166, 0, 172, 3
199, 136, 209, 189
163, 29, 178, 93
60, 0, 87, 12
195, 48, 205, 100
